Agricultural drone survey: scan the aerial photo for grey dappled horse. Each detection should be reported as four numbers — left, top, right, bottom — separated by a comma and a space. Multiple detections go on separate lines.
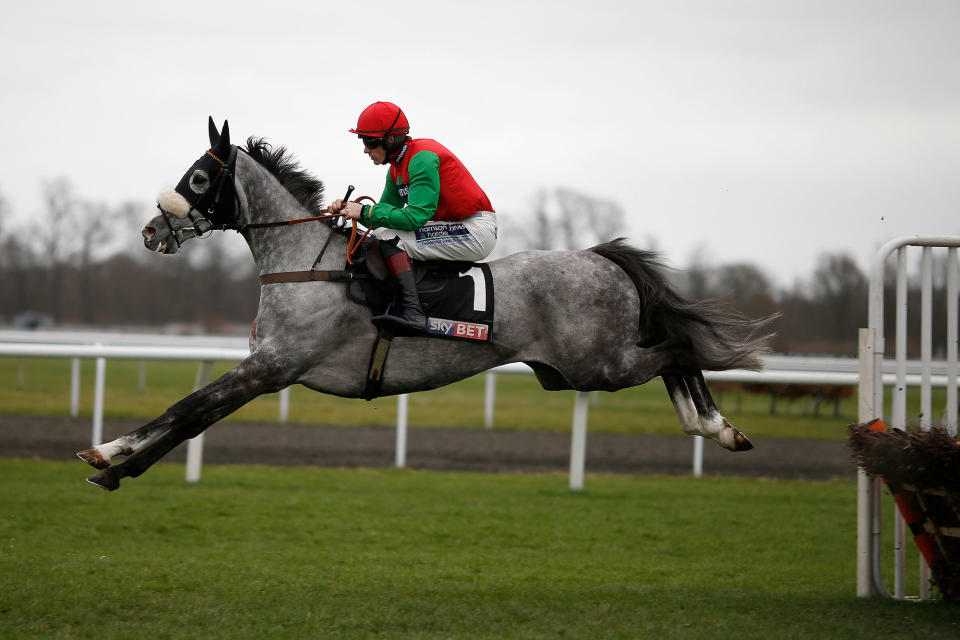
78, 118, 772, 490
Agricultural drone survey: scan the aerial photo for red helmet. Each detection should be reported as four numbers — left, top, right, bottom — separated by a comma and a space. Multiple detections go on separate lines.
349, 101, 410, 137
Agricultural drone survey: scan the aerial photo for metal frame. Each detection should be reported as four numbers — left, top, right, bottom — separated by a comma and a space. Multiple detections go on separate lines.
857, 236, 960, 599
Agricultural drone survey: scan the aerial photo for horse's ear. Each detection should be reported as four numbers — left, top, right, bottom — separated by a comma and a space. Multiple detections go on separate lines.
210, 119, 231, 156
208, 116, 220, 147
219, 120, 230, 148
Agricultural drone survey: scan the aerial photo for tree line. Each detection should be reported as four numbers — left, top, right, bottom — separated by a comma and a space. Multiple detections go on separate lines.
0, 180, 948, 357
0, 179, 259, 332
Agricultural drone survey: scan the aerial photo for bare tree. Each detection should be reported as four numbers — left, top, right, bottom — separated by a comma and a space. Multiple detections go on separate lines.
31, 178, 83, 321
682, 247, 714, 300
0, 188, 36, 319
554, 187, 625, 249
810, 252, 868, 349
0, 186, 7, 240
512, 187, 626, 252
499, 189, 558, 252
71, 200, 115, 324
715, 263, 773, 303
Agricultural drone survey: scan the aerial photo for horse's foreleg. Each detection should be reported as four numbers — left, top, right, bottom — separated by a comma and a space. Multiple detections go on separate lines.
77, 422, 167, 469
663, 372, 753, 452
78, 352, 292, 490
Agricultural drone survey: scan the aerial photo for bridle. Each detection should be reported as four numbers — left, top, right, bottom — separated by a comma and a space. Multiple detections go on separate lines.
157, 145, 371, 264
156, 146, 241, 248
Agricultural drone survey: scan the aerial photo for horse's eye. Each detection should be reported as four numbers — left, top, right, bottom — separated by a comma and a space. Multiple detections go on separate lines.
189, 170, 210, 194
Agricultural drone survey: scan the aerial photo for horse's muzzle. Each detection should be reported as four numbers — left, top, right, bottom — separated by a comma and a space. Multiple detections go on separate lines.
142, 225, 175, 254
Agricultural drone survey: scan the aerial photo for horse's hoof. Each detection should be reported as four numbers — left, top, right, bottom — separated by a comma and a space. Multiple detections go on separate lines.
731, 429, 754, 452
86, 469, 120, 491
717, 419, 754, 452
77, 448, 110, 470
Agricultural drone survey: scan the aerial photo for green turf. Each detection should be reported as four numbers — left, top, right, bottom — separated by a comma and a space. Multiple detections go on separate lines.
0, 356, 887, 441
0, 460, 955, 639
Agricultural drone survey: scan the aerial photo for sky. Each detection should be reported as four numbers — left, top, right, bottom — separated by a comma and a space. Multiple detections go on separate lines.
1, 0, 959, 287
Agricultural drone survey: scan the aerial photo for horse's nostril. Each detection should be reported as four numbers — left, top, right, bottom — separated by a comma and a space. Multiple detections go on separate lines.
142, 226, 155, 241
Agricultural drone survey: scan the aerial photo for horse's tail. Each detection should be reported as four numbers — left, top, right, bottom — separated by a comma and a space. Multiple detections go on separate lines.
589, 238, 777, 371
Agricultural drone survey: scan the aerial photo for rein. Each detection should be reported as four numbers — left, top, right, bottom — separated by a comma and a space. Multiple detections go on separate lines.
238, 209, 345, 229
237, 199, 372, 265
236, 198, 373, 267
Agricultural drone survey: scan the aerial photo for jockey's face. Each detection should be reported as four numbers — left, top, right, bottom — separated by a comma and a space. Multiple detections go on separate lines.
363, 136, 393, 165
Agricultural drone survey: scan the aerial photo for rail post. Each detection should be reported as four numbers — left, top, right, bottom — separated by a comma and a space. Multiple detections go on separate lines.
569, 391, 589, 491
70, 358, 81, 418
396, 393, 408, 468
92, 350, 106, 447
692, 436, 704, 478
484, 372, 496, 430
185, 360, 214, 483
278, 387, 291, 423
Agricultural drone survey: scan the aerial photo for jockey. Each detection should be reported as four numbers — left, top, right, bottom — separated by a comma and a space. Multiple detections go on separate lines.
331, 101, 497, 330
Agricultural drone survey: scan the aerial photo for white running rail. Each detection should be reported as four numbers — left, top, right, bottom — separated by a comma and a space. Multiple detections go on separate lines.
2, 323, 953, 491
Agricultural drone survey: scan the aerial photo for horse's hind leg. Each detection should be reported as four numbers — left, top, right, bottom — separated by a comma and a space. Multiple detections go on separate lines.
663, 374, 700, 435
663, 372, 753, 452
686, 372, 753, 451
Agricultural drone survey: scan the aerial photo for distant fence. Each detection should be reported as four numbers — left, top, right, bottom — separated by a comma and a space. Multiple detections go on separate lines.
0, 330, 950, 490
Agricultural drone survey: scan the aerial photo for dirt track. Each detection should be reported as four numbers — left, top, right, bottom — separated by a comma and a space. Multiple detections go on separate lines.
0, 414, 857, 480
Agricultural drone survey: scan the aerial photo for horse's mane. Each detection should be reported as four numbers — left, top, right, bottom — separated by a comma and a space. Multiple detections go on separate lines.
243, 137, 328, 220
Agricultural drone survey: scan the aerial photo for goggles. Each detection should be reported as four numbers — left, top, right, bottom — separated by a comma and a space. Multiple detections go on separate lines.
360, 136, 383, 149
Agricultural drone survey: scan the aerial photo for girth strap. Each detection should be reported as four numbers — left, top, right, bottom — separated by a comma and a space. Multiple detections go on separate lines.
258, 270, 368, 285
257, 267, 392, 399
364, 324, 395, 400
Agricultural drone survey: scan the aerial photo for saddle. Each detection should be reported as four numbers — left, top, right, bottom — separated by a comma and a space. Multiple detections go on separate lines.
257, 240, 495, 399
348, 240, 495, 400
347, 240, 495, 343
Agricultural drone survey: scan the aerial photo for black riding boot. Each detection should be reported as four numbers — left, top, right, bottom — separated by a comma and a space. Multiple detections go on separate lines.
373, 243, 427, 330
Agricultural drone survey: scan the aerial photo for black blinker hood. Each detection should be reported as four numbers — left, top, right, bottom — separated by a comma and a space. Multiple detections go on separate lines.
172, 116, 238, 227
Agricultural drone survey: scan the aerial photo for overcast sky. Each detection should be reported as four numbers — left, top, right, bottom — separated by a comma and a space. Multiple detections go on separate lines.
2, 0, 958, 286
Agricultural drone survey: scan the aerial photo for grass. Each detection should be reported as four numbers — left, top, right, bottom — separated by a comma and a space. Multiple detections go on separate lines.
0, 356, 887, 441
0, 460, 957, 639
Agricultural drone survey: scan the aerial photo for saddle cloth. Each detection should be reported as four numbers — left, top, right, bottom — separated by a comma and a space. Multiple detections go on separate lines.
348, 260, 494, 342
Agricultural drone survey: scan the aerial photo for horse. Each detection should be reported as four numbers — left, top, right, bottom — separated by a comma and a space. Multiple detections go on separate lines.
77, 118, 773, 491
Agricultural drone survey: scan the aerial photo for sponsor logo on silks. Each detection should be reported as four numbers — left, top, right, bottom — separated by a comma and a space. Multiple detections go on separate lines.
415, 222, 472, 246
427, 317, 490, 341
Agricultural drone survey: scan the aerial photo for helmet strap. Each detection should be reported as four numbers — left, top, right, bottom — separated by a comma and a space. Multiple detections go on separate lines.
389, 141, 409, 164
384, 106, 403, 136
381, 106, 406, 160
